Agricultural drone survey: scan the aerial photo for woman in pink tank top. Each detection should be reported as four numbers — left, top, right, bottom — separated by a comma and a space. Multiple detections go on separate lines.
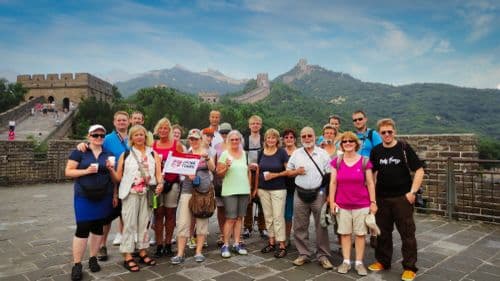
151, 118, 184, 257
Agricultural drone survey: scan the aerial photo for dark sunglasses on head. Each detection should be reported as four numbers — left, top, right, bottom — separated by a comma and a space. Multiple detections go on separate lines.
301, 134, 313, 139
341, 139, 356, 144
90, 134, 106, 139
352, 117, 364, 122
380, 130, 394, 135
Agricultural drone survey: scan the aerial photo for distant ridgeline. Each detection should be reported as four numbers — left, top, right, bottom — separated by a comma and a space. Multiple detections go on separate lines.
110, 59, 500, 139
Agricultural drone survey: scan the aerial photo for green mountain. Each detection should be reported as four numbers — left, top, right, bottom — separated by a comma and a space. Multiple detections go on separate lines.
272, 60, 500, 139
115, 65, 247, 97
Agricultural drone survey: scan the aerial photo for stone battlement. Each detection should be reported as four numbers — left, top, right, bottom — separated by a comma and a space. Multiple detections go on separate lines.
17, 72, 113, 110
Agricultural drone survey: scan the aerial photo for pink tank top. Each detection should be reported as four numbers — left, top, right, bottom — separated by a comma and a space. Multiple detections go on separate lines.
153, 140, 179, 183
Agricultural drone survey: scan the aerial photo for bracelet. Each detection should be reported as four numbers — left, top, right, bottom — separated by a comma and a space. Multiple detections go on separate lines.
370, 201, 377, 204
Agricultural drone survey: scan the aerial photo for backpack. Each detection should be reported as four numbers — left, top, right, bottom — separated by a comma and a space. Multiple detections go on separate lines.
335, 155, 370, 185
360, 129, 374, 145
189, 184, 216, 218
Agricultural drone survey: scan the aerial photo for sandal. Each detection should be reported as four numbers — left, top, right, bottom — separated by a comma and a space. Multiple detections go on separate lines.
274, 247, 287, 258
139, 254, 157, 266
123, 259, 140, 272
261, 243, 276, 253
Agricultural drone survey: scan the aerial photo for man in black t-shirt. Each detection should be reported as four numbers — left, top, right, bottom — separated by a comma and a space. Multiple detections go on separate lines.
368, 118, 424, 281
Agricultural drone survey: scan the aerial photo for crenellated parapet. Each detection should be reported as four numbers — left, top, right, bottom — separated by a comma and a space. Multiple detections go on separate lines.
17, 73, 113, 110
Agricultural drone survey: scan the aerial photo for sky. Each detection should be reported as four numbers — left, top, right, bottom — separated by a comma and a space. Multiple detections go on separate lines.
1, 0, 499, 89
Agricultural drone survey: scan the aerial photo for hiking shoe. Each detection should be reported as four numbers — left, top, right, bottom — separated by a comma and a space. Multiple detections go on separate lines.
243, 228, 251, 239
112, 233, 122, 246
368, 261, 385, 272
233, 243, 248, 255
355, 263, 368, 276
71, 263, 82, 281
194, 254, 206, 263
163, 244, 173, 257
188, 237, 197, 249
170, 255, 185, 265
221, 245, 231, 258
97, 246, 108, 261
293, 256, 310, 266
401, 270, 416, 281
154, 245, 164, 258
320, 259, 333, 270
337, 262, 351, 274
88, 256, 100, 272
171, 237, 177, 245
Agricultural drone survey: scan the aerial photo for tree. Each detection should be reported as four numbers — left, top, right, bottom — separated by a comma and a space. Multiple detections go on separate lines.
0, 79, 28, 112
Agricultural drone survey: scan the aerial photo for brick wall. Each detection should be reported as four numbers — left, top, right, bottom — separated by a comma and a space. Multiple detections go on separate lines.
0, 134, 497, 222
0, 140, 80, 185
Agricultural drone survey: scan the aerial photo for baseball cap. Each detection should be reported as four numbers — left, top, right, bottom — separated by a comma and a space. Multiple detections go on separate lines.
320, 202, 334, 228
187, 128, 201, 139
219, 122, 232, 134
365, 213, 381, 236
88, 124, 106, 134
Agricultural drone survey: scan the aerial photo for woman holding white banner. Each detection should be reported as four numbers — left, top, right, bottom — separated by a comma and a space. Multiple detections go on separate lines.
216, 130, 251, 258
170, 129, 215, 264
109, 125, 163, 272
151, 118, 184, 258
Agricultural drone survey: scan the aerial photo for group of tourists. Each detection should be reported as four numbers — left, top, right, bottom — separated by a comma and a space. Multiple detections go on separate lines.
65, 109, 424, 281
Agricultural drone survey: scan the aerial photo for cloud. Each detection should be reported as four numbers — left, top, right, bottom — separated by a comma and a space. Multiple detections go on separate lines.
459, 0, 498, 42
434, 40, 453, 53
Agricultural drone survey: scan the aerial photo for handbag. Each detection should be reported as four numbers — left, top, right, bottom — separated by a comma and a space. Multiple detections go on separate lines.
189, 185, 216, 218
296, 185, 320, 203
80, 182, 109, 201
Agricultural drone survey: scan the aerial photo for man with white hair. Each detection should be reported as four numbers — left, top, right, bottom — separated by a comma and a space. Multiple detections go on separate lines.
287, 127, 333, 270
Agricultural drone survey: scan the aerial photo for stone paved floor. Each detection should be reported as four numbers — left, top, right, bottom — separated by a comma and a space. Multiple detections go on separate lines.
0, 183, 499, 281
0, 111, 70, 141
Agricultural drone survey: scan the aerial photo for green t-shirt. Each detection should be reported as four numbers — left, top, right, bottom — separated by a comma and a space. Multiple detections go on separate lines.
218, 150, 251, 196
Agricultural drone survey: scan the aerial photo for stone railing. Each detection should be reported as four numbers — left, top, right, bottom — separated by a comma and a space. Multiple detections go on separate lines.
0, 134, 498, 223
0, 96, 45, 132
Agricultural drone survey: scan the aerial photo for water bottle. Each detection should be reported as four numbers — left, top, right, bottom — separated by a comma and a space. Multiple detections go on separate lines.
152, 194, 158, 209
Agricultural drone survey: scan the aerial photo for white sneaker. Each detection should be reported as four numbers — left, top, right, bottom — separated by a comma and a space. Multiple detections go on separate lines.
112, 233, 122, 246
149, 236, 156, 246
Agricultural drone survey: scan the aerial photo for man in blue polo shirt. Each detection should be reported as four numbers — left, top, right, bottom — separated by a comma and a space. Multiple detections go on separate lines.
352, 110, 382, 157
99, 111, 130, 260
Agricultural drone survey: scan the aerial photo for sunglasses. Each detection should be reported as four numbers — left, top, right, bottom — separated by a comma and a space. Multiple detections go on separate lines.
301, 134, 313, 139
352, 117, 364, 122
341, 139, 356, 144
380, 130, 394, 135
90, 134, 106, 139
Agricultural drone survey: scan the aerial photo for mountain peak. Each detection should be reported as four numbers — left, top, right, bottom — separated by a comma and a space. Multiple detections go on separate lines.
173, 64, 189, 71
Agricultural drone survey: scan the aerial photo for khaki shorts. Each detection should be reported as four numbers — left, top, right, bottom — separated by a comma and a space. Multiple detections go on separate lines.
336, 207, 369, 235
160, 182, 180, 208
176, 193, 209, 237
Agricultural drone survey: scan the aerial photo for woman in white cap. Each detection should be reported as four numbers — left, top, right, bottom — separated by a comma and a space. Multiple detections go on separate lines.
65, 124, 115, 281
170, 129, 215, 264
328, 131, 377, 276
